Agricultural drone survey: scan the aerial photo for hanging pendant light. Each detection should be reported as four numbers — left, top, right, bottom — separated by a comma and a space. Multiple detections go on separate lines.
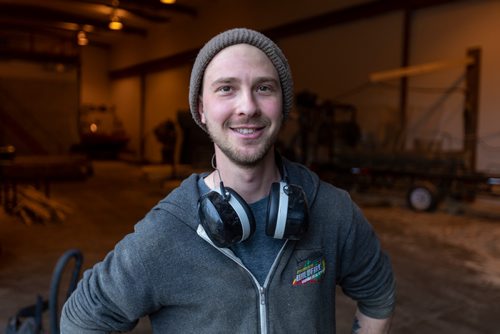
109, 14, 123, 30
109, 0, 123, 30
77, 30, 88, 46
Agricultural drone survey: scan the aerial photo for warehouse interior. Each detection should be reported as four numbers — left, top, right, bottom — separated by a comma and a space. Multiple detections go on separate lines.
1, 0, 500, 333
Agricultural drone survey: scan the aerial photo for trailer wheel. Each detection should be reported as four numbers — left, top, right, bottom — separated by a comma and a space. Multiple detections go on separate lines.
407, 183, 438, 212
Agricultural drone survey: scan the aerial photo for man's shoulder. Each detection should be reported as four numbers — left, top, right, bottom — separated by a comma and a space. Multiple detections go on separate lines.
159, 173, 203, 204
138, 173, 204, 231
284, 158, 351, 203
283, 158, 318, 189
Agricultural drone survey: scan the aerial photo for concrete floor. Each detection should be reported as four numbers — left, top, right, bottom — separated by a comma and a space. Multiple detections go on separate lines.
1, 161, 499, 333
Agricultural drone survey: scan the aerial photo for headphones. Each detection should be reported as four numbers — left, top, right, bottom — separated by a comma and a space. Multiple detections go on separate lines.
197, 155, 309, 248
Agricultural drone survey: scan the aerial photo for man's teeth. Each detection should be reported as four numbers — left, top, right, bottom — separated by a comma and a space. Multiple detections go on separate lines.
235, 128, 256, 134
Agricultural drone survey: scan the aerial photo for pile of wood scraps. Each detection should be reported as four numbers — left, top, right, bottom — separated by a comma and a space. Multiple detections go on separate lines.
12, 186, 73, 225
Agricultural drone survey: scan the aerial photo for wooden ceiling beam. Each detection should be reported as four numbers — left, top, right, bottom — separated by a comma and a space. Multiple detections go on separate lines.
263, 0, 462, 40
0, 4, 148, 36
118, 0, 197, 17
0, 50, 79, 64
74, 0, 197, 18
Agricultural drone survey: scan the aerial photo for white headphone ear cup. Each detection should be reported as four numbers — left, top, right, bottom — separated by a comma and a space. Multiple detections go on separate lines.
266, 182, 288, 239
224, 187, 256, 242
266, 181, 309, 240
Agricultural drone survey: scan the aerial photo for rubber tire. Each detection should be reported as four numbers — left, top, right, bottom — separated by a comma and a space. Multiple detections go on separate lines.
407, 183, 439, 212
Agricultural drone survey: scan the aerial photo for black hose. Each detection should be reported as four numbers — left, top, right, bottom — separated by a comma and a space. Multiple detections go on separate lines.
48, 249, 83, 334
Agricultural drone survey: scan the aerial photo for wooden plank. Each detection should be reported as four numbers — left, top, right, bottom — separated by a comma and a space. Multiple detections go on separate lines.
369, 57, 474, 82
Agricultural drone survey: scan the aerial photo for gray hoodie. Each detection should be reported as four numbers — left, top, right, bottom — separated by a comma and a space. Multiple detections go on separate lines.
61, 158, 395, 333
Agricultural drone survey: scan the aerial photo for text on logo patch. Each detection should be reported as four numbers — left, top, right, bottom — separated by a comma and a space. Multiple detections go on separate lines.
292, 256, 326, 286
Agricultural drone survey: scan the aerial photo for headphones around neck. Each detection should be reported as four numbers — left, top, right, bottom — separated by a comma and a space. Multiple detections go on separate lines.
197, 155, 309, 248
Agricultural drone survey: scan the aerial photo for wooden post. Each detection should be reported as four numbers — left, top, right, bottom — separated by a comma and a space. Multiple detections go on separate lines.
463, 48, 481, 172
398, 9, 412, 150
139, 74, 146, 163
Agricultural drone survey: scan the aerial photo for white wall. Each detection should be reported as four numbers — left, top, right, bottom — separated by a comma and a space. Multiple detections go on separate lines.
143, 66, 190, 163
0, 60, 79, 154
279, 12, 403, 149
111, 77, 141, 157
80, 46, 112, 105
410, 0, 500, 172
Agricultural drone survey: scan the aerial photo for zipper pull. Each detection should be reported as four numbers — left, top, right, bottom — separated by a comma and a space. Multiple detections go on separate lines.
260, 287, 265, 305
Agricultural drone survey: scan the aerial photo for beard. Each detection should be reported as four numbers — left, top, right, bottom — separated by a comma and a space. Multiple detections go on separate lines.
206, 117, 282, 168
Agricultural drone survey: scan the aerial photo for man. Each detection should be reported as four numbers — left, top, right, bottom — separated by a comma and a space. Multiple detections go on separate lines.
61, 28, 395, 333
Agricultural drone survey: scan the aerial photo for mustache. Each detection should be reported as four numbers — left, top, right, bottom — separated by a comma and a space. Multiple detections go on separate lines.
227, 117, 270, 128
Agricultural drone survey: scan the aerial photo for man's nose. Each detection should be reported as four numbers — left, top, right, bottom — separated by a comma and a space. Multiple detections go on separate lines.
236, 89, 260, 116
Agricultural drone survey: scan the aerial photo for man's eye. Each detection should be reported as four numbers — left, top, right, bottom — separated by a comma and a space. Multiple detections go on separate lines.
257, 85, 274, 93
217, 86, 232, 93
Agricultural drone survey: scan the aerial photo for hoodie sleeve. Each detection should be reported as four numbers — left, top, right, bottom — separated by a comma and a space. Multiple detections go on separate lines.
60, 209, 167, 333
337, 202, 396, 319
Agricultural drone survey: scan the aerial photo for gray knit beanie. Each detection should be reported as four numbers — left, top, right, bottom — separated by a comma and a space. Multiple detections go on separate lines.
189, 28, 294, 131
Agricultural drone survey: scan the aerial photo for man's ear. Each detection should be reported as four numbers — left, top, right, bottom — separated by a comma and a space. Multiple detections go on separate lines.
198, 96, 206, 124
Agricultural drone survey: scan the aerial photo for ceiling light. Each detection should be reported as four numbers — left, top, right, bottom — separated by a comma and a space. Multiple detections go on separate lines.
77, 31, 88, 46
160, 0, 176, 4
109, 0, 123, 31
109, 14, 123, 30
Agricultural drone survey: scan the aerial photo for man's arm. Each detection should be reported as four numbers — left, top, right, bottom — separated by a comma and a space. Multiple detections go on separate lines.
60, 210, 168, 333
352, 308, 393, 334
60, 251, 142, 333
337, 202, 396, 333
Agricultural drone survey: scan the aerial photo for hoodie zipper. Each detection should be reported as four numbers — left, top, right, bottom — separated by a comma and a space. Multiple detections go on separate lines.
196, 225, 288, 334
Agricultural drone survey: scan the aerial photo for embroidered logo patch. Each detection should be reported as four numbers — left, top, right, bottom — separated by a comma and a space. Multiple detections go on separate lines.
292, 256, 326, 286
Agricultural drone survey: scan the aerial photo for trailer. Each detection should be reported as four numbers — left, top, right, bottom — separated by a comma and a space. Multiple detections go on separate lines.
312, 150, 497, 212
285, 48, 498, 212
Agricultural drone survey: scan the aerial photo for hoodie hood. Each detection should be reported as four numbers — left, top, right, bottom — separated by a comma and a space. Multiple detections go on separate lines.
280, 156, 320, 208
156, 157, 320, 231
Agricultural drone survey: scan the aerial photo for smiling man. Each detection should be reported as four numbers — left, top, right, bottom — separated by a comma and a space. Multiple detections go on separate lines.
61, 28, 395, 334
201, 43, 282, 167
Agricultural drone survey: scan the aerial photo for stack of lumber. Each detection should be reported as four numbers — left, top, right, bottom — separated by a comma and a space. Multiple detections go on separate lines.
12, 186, 73, 225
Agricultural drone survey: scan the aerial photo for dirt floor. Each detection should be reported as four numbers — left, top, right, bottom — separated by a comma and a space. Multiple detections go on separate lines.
1, 161, 499, 333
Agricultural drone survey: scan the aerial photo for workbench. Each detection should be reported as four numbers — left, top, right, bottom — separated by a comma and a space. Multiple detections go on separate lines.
0, 154, 92, 213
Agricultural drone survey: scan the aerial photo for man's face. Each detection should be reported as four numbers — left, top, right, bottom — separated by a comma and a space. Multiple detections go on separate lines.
199, 44, 283, 167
